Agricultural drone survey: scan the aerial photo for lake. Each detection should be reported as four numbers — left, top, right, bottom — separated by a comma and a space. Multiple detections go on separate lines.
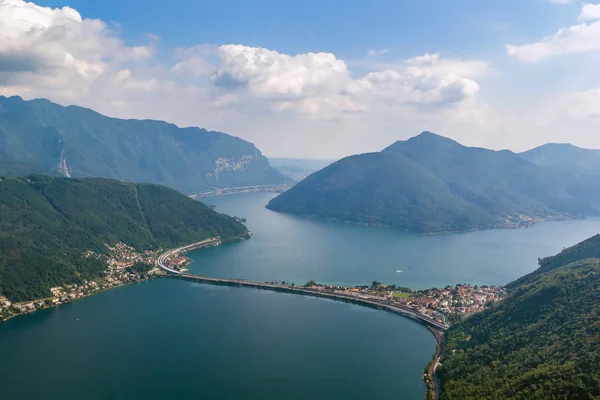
192, 192, 600, 289
0, 279, 435, 399
2, 191, 599, 399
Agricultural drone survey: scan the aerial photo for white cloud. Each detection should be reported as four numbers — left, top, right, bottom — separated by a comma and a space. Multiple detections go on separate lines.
0, 0, 491, 156
0, 0, 153, 87
507, 3, 600, 62
345, 53, 485, 108
197, 46, 487, 118
559, 88, 600, 119
172, 45, 216, 77
5, 0, 600, 158
367, 48, 389, 57
212, 45, 352, 96
579, 3, 600, 21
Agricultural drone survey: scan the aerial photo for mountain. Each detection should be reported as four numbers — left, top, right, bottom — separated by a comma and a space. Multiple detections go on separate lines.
438, 236, 600, 399
267, 132, 600, 233
520, 143, 600, 175
0, 175, 248, 302
0, 96, 285, 194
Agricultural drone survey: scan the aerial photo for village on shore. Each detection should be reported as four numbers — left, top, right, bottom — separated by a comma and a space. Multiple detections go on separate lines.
1, 242, 506, 324
300, 281, 506, 325
0, 243, 164, 322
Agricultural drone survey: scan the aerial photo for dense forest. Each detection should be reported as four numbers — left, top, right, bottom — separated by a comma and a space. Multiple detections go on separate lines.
0, 176, 248, 302
267, 132, 600, 233
438, 237, 600, 399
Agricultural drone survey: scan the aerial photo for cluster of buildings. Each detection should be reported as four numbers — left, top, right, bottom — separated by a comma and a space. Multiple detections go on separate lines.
164, 255, 191, 272
304, 282, 506, 325
1, 296, 49, 319
1, 243, 162, 322
104, 243, 159, 269
403, 284, 506, 321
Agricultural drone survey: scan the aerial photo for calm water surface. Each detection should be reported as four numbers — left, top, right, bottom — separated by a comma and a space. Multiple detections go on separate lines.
192, 192, 600, 289
2, 191, 599, 399
0, 279, 435, 399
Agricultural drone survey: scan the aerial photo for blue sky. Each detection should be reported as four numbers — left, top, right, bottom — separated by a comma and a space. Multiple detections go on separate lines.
34, 0, 576, 58
2, 0, 600, 158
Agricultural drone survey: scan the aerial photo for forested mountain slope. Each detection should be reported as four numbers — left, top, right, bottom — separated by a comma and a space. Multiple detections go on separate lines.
0, 176, 248, 301
439, 236, 600, 400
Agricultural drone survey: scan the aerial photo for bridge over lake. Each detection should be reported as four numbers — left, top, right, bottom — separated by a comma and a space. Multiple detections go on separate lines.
156, 238, 449, 332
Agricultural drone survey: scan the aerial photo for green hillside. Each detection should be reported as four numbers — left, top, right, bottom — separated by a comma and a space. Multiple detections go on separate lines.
0, 96, 285, 193
508, 234, 600, 289
438, 237, 600, 400
267, 132, 600, 233
0, 176, 248, 301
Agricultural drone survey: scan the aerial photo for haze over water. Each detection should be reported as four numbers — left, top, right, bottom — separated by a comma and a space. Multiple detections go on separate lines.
192, 192, 600, 289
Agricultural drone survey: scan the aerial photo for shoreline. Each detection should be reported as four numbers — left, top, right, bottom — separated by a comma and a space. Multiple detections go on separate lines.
5, 233, 449, 398
166, 272, 448, 399
0, 275, 159, 324
264, 207, 584, 235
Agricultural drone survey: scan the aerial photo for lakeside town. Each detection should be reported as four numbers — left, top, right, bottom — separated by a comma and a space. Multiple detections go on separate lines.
301, 281, 506, 325
0, 243, 164, 322
2, 241, 506, 324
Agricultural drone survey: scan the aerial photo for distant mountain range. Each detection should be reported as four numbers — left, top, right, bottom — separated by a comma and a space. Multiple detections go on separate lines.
520, 143, 600, 174
268, 158, 333, 182
267, 132, 600, 233
0, 175, 248, 302
439, 234, 600, 399
0, 96, 285, 194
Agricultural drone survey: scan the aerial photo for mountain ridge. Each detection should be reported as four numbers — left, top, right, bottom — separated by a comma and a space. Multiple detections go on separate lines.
520, 142, 600, 175
267, 132, 600, 233
0, 95, 285, 193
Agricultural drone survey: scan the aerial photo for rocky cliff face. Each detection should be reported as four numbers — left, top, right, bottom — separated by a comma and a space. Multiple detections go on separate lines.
0, 96, 285, 193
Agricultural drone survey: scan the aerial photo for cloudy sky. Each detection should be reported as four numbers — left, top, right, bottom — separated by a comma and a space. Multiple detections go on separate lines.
1, 0, 600, 158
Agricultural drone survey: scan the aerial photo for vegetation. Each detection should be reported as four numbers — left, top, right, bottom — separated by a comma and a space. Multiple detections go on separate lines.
0, 95, 285, 194
129, 262, 154, 276
267, 131, 600, 233
508, 234, 600, 289
438, 236, 600, 399
0, 175, 248, 302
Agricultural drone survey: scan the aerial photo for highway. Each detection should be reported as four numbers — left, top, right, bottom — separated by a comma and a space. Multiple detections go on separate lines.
156, 239, 449, 331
